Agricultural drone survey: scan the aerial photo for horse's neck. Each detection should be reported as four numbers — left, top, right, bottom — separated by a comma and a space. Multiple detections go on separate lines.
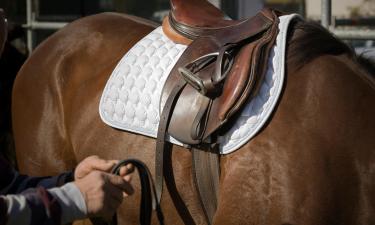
286, 20, 352, 74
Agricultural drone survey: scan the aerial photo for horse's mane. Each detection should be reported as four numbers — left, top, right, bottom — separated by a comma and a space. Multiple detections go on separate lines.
286, 20, 354, 70
357, 54, 375, 76
286, 19, 375, 89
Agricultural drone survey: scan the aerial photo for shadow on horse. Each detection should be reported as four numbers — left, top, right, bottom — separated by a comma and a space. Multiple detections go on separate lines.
11, 1, 375, 225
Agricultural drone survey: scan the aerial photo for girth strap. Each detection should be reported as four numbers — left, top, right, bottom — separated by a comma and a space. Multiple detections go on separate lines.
192, 148, 220, 225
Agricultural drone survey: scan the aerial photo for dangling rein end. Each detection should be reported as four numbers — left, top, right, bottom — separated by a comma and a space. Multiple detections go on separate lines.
109, 159, 165, 225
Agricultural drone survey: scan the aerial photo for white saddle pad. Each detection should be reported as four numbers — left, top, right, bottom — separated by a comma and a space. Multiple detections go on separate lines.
99, 14, 301, 154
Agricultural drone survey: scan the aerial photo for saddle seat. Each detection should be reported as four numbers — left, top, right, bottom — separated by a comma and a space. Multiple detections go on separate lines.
171, 0, 235, 28
164, 0, 246, 43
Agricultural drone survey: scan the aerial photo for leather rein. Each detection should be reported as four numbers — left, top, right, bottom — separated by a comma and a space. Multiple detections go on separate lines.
91, 159, 164, 225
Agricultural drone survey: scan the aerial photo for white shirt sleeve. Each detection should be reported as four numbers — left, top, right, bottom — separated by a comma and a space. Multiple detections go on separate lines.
48, 182, 87, 224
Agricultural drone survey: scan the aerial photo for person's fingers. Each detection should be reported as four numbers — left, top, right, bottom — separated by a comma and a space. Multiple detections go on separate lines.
87, 158, 118, 173
126, 163, 134, 172
123, 174, 132, 183
115, 164, 134, 182
107, 159, 119, 165
75, 156, 119, 180
118, 165, 134, 177
107, 174, 134, 195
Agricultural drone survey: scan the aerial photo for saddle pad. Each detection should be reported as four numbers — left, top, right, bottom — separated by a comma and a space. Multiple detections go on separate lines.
99, 14, 301, 154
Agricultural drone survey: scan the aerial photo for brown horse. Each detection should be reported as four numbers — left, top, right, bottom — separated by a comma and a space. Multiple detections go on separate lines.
12, 9, 375, 225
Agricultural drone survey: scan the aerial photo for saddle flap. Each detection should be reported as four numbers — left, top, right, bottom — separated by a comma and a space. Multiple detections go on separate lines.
160, 36, 221, 144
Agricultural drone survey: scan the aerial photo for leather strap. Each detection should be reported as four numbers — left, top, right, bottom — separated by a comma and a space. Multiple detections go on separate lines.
156, 7, 279, 225
113, 159, 164, 225
156, 78, 187, 204
192, 148, 220, 225
155, 76, 220, 225
91, 159, 164, 225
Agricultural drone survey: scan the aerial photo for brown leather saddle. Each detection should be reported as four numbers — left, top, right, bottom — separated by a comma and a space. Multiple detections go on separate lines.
155, 1, 280, 225
0, 9, 7, 56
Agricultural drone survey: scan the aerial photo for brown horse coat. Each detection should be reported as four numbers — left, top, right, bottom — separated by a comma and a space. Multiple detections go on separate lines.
12, 12, 375, 225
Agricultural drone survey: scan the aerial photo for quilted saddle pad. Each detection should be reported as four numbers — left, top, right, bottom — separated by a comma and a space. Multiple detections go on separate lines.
99, 14, 301, 154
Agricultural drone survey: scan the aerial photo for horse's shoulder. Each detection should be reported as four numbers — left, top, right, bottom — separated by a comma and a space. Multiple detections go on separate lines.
29, 12, 156, 61
53, 12, 157, 44
17, 12, 158, 98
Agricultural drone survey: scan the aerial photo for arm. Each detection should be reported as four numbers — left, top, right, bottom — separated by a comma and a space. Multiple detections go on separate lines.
1, 183, 86, 225
0, 155, 133, 225
0, 155, 74, 195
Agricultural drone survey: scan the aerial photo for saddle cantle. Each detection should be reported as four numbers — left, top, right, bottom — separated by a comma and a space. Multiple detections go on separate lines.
170, 0, 231, 29
167, 0, 236, 40
156, 3, 280, 224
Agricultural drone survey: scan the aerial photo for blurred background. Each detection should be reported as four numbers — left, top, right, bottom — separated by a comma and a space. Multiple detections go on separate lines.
0, 0, 374, 54
0, 0, 374, 164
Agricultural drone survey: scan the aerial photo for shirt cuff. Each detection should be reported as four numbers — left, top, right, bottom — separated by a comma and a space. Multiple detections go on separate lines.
2, 194, 31, 225
48, 182, 87, 224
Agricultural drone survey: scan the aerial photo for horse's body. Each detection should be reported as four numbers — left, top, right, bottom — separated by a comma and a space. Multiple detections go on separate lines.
12, 11, 375, 225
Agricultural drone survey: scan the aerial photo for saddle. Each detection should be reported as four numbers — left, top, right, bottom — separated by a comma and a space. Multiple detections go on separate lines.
0, 9, 7, 56
155, 1, 280, 225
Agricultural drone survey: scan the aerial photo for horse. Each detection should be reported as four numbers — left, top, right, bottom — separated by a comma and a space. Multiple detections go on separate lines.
11, 4, 375, 225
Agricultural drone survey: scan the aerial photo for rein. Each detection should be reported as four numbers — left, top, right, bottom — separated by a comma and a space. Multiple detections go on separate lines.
91, 159, 164, 225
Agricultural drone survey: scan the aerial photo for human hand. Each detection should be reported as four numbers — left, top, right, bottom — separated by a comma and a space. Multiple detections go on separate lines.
74, 170, 135, 219
74, 155, 133, 181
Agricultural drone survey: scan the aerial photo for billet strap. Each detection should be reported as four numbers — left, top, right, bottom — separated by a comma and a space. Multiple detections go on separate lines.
192, 148, 220, 225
